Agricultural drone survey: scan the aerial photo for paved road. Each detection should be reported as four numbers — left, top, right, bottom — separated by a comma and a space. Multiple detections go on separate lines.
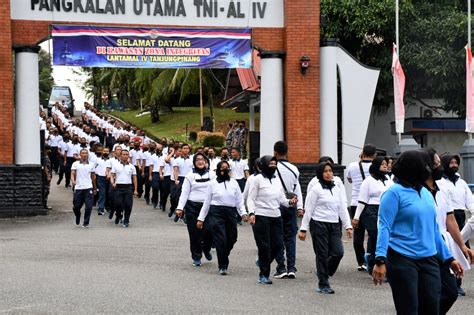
1, 182, 473, 314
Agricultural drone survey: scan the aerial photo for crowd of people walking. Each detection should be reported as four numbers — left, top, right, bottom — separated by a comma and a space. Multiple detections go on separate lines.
39, 102, 474, 313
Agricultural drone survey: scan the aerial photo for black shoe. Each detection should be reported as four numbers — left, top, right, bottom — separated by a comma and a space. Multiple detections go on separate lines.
204, 251, 213, 261
145, 198, 150, 205
122, 223, 129, 228
114, 217, 121, 225
152, 202, 158, 209
82, 224, 89, 228
287, 271, 296, 279
458, 287, 466, 296
57, 179, 61, 185
75, 215, 80, 226
98, 211, 103, 216
219, 268, 227, 275
317, 286, 335, 294
173, 215, 180, 223
168, 212, 173, 218
108, 212, 114, 220
273, 270, 288, 279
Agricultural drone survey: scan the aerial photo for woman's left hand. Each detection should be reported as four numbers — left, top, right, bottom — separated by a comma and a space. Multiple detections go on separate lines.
289, 197, 298, 206
346, 228, 353, 238
372, 264, 386, 286
450, 260, 464, 278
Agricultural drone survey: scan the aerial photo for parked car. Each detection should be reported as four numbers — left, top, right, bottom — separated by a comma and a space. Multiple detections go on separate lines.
48, 86, 74, 116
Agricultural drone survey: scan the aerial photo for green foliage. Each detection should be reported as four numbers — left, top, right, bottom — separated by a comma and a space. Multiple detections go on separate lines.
38, 49, 54, 106
321, 0, 469, 115
202, 133, 225, 147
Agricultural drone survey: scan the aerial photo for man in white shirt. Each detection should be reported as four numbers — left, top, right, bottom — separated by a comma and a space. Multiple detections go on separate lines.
170, 144, 192, 219
229, 147, 249, 192
110, 150, 138, 228
161, 146, 176, 215
273, 141, 304, 279
47, 127, 63, 174
140, 143, 154, 204
346, 143, 376, 271
71, 149, 96, 228
207, 147, 221, 172
94, 145, 109, 215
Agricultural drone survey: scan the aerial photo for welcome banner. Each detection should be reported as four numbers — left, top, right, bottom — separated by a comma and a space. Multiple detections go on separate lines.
52, 25, 252, 69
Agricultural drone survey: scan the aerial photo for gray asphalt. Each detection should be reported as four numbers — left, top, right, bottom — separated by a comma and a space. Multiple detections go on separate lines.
1, 182, 473, 314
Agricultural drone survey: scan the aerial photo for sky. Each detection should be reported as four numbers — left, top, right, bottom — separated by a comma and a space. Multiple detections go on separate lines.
40, 40, 91, 111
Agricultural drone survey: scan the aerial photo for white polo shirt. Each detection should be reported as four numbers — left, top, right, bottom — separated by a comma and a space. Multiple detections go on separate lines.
71, 161, 95, 190
229, 159, 249, 180
174, 156, 193, 177
151, 154, 162, 173
141, 151, 154, 167
112, 162, 137, 184
95, 157, 108, 177
347, 160, 372, 206
160, 156, 172, 177
65, 142, 80, 158
48, 134, 63, 148
129, 149, 142, 167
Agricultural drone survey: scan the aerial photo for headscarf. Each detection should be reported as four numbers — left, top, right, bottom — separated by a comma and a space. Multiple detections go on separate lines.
441, 154, 460, 183
193, 152, 209, 176
252, 157, 261, 175
318, 156, 335, 164
216, 160, 231, 183
258, 155, 277, 179
369, 156, 389, 183
316, 162, 335, 190
391, 150, 430, 189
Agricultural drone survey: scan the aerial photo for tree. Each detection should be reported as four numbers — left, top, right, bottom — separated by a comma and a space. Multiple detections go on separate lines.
38, 49, 54, 106
321, 0, 469, 115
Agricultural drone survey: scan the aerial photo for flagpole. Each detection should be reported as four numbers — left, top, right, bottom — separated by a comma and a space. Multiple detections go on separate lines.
396, 0, 401, 143
469, 0, 472, 140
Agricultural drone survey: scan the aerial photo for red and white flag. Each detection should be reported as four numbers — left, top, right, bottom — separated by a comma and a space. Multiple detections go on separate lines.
392, 44, 405, 134
466, 46, 474, 133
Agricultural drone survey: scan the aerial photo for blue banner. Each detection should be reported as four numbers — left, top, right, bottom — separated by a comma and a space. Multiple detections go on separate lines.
52, 25, 252, 69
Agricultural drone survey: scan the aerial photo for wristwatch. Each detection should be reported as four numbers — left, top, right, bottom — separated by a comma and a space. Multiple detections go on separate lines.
374, 256, 386, 266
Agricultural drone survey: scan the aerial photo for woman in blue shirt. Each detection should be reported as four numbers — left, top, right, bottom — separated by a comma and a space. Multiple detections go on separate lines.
372, 150, 464, 314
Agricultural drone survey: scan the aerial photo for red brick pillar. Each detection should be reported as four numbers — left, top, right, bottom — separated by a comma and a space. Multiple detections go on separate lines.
0, 0, 14, 164
284, 0, 320, 163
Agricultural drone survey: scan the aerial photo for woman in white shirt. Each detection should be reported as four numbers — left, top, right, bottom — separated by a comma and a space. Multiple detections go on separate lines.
247, 156, 297, 285
197, 161, 248, 275
298, 162, 353, 294
176, 153, 215, 267
351, 156, 392, 275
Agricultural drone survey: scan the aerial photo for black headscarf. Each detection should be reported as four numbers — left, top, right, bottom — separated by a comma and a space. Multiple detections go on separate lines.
193, 152, 209, 176
391, 150, 430, 189
258, 155, 277, 179
369, 156, 388, 183
216, 160, 231, 183
252, 157, 261, 175
316, 162, 335, 190
318, 156, 335, 164
441, 154, 460, 183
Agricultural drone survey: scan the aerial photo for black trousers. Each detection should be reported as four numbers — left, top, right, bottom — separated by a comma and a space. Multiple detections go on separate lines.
386, 248, 441, 315
184, 201, 213, 260
276, 206, 298, 273
350, 205, 368, 266
454, 209, 469, 287
143, 166, 151, 201
114, 184, 134, 224
208, 205, 238, 269
136, 166, 143, 198
73, 188, 94, 225
65, 157, 75, 187
439, 261, 458, 315
151, 172, 160, 206
359, 205, 379, 273
58, 157, 66, 183
50, 147, 60, 173
170, 177, 184, 213
309, 220, 344, 288
106, 181, 115, 214
160, 176, 171, 211
253, 215, 284, 277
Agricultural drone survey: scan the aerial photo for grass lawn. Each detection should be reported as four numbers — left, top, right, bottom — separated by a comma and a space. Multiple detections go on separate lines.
110, 107, 259, 140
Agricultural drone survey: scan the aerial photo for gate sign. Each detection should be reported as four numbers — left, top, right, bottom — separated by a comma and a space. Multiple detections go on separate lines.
52, 25, 252, 68
11, 0, 284, 28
